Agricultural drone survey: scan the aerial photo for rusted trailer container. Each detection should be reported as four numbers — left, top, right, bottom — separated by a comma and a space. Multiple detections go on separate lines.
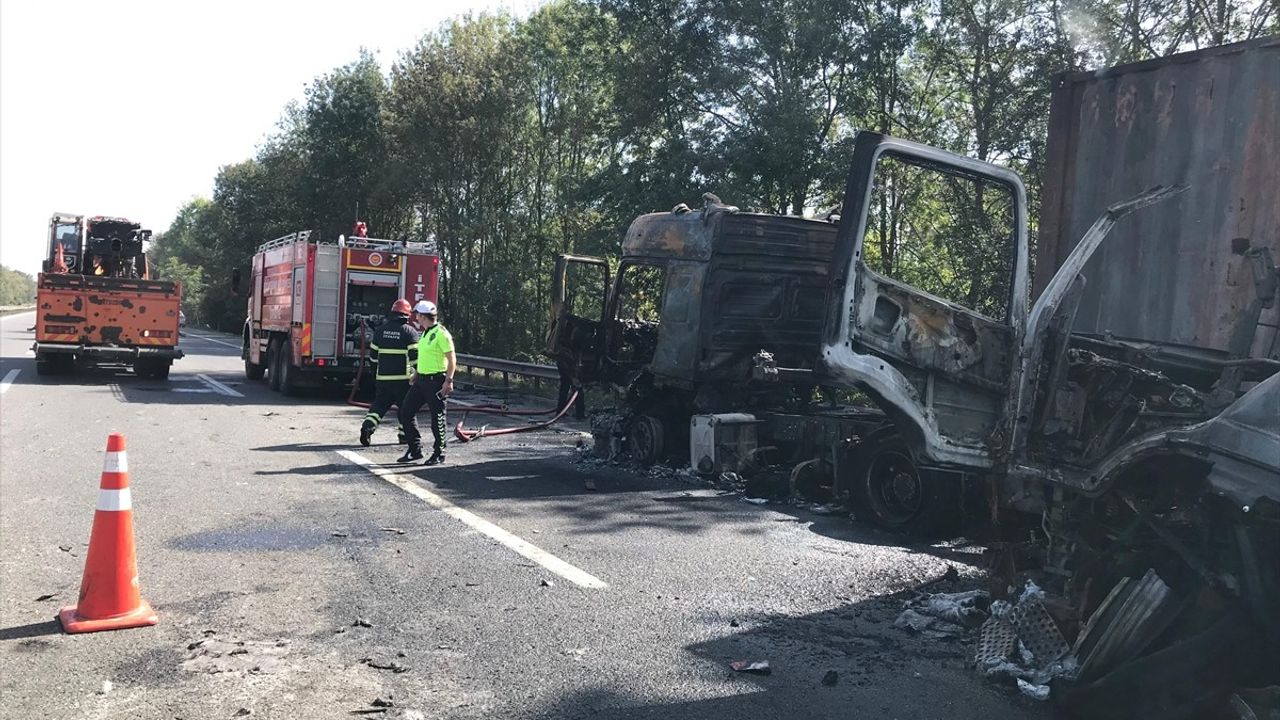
1036, 36, 1280, 357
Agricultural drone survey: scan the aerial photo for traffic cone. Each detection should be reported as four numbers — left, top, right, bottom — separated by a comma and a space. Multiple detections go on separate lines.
58, 433, 158, 633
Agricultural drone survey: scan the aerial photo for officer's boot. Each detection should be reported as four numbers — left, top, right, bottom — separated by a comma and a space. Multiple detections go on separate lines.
359, 420, 376, 447
396, 446, 424, 463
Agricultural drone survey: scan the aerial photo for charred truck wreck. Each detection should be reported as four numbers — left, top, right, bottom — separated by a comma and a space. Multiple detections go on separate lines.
551, 38, 1279, 713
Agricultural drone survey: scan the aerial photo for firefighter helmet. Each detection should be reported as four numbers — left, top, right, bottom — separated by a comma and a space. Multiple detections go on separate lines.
391, 298, 412, 314
414, 300, 437, 316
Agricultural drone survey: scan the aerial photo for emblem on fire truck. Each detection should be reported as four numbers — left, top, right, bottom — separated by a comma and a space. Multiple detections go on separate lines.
368, 252, 384, 267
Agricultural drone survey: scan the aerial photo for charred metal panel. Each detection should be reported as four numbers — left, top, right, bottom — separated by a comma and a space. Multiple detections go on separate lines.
622, 212, 714, 261
650, 261, 704, 380
850, 273, 1012, 445
1037, 36, 1280, 354
697, 214, 837, 377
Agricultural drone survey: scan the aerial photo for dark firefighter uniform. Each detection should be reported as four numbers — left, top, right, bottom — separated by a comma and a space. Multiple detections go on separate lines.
398, 313, 455, 464
360, 306, 421, 446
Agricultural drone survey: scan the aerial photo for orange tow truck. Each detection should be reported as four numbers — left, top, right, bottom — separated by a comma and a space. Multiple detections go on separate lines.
34, 213, 183, 378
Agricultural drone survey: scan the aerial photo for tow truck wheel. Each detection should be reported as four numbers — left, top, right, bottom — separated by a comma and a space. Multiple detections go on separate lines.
628, 414, 665, 465
133, 358, 171, 380
850, 434, 958, 537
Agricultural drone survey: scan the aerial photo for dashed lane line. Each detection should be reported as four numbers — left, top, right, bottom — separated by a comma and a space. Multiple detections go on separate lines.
0, 369, 19, 395
337, 450, 609, 590
197, 373, 245, 398
182, 331, 242, 349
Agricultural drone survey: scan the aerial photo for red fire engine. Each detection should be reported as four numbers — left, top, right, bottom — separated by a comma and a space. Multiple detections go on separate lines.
241, 228, 439, 395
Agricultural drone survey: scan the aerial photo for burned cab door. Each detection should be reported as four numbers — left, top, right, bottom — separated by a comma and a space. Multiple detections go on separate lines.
822, 132, 1029, 469
548, 254, 610, 382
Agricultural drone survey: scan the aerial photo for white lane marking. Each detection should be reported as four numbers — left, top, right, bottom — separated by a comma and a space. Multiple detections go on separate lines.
197, 373, 245, 397
337, 450, 609, 589
0, 369, 18, 394
173, 388, 216, 394
182, 331, 242, 349
103, 451, 128, 473
96, 488, 133, 512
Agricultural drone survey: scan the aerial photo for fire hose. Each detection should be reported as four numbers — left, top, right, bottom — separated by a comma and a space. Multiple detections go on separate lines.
345, 318, 577, 437
454, 389, 580, 442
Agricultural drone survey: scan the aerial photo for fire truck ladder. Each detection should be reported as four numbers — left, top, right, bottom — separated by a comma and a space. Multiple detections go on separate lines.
311, 244, 341, 357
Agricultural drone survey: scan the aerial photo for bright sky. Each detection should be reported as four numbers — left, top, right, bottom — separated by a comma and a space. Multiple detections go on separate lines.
0, 0, 536, 276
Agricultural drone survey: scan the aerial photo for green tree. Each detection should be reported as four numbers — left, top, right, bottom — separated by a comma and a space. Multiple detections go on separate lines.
0, 265, 36, 305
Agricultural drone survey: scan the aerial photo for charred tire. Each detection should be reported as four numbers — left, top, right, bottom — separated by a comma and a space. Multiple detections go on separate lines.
267, 339, 282, 391
850, 434, 959, 537
628, 414, 665, 465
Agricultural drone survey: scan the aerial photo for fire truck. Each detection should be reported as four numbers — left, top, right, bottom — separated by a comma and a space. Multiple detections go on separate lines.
240, 227, 439, 395
34, 212, 183, 378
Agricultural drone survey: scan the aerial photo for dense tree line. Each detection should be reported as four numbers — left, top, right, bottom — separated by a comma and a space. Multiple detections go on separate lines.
0, 265, 36, 306
152, 0, 1276, 357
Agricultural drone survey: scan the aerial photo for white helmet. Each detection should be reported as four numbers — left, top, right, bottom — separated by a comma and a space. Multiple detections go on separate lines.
414, 300, 438, 315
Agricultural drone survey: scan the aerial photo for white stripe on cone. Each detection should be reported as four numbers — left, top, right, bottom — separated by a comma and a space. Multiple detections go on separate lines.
103, 451, 128, 474
96, 488, 132, 512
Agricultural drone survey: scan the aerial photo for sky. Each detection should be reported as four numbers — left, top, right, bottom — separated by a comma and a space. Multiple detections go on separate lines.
0, 0, 537, 276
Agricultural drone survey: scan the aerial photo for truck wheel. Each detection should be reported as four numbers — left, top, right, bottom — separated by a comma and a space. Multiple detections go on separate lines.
245, 357, 266, 381
849, 434, 959, 537
133, 358, 170, 379
628, 414, 665, 465
278, 352, 300, 397
267, 340, 282, 391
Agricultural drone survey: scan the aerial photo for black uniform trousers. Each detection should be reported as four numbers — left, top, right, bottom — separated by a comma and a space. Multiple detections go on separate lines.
362, 379, 410, 437
399, 373, 447, 454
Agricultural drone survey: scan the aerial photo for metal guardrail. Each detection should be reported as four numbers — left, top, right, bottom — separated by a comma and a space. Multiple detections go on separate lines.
455, 353, 559, 387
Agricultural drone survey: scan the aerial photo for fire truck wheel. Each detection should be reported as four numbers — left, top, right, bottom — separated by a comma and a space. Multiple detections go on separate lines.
245, 357, 266, 381
267, 340, 283, 391
278, 352, 299, 396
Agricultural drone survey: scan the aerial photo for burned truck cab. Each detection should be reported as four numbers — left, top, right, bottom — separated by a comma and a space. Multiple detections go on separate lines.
550, 201, 839, 459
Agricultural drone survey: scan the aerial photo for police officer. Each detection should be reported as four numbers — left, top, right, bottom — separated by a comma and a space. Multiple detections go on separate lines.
359, 299, 421, 447
397, 300, 456, 465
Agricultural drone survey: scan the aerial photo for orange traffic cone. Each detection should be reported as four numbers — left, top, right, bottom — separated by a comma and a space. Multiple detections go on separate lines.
58, 433, 158, 633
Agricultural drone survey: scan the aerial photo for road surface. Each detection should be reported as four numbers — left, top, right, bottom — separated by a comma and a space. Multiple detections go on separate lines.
0, 310, 1044, 719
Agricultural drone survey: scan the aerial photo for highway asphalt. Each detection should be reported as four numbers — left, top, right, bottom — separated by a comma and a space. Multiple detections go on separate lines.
0, 310, 1045, 719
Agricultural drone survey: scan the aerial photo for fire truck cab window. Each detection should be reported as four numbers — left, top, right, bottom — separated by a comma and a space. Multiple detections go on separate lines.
615, 264, 665, 364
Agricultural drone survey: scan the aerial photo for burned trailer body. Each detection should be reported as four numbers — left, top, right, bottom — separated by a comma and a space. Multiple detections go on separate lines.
1037, 36, 1280, 357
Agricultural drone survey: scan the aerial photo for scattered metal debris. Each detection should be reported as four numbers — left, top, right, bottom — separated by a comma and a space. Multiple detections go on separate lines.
730, 660, 771, 675
352, 618, 375, 628
359, 657, 409, 674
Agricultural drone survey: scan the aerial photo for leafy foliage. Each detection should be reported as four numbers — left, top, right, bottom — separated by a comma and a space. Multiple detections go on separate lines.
0, 265, 36, 306
152, 0, 1273, 356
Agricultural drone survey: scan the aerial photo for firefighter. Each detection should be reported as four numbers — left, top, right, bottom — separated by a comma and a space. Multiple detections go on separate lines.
359, 299, 421, 447
397, 300, 456, 465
